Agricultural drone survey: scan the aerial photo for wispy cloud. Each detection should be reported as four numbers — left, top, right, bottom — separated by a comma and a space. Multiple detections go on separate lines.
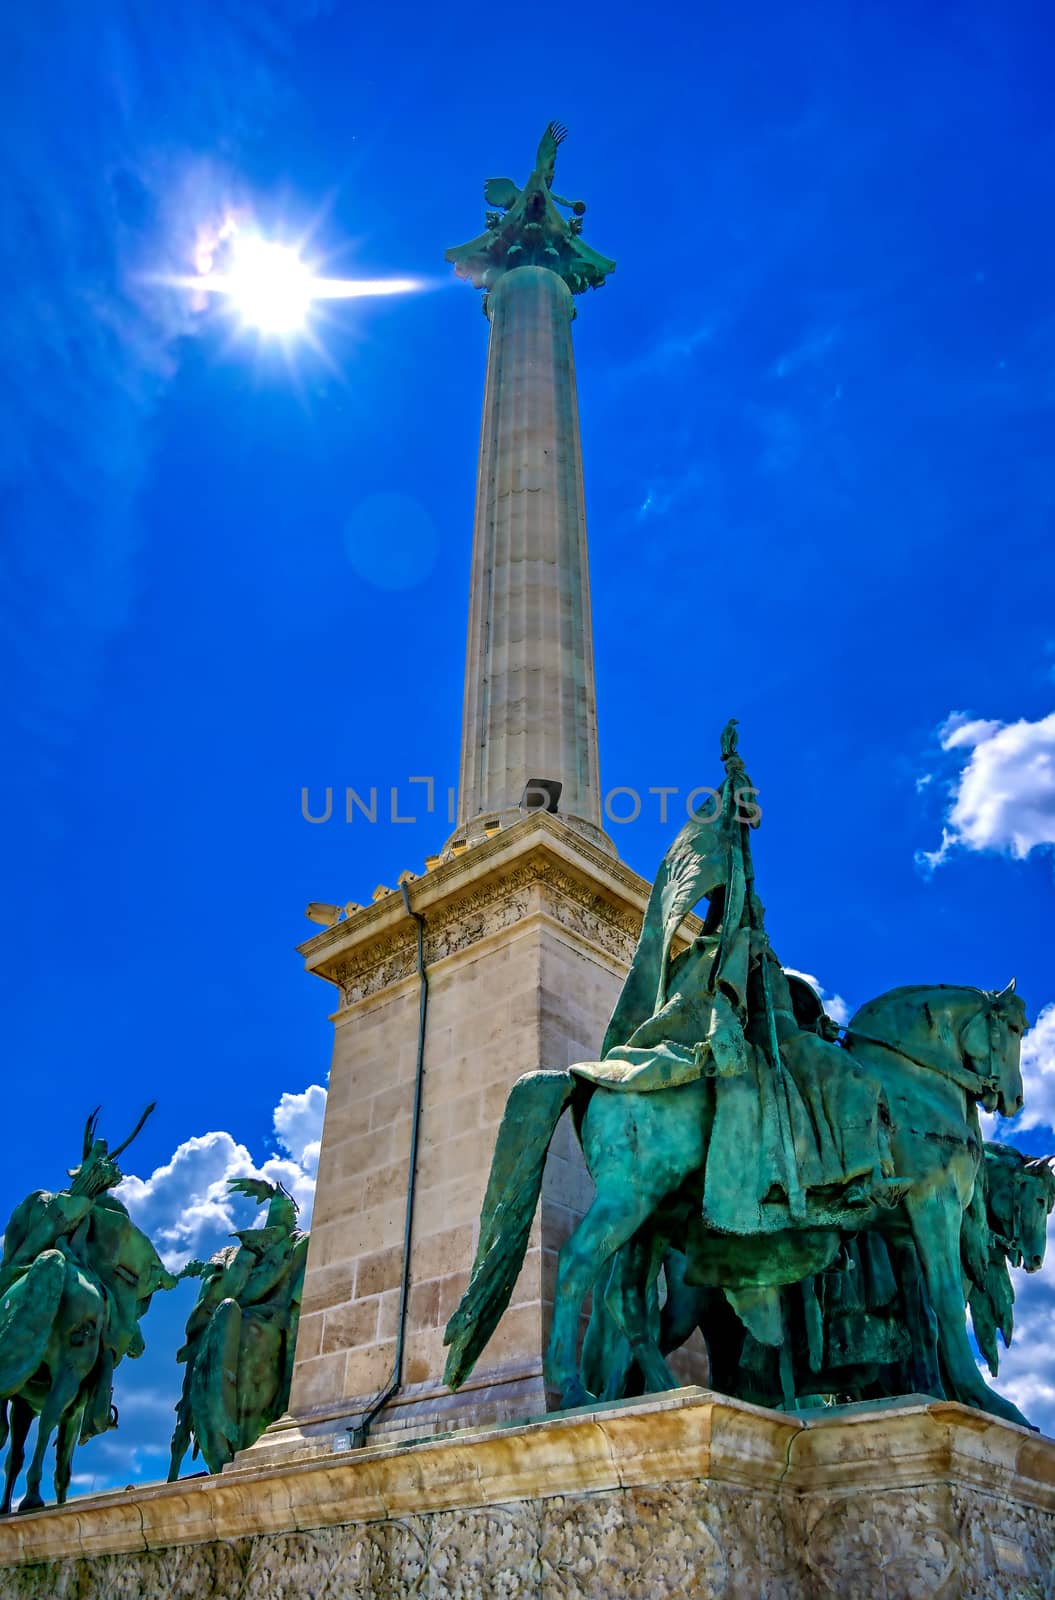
768, 322, 841, 380
634, 461, 718, 523
614, 320, 717, 387
0, 1, 326, 747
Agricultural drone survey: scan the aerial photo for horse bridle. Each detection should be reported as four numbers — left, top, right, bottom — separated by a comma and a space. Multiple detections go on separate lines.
842, 998, 1008, 1102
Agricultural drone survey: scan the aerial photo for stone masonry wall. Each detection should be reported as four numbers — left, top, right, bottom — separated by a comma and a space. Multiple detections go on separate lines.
5, 1478, 1054, 1599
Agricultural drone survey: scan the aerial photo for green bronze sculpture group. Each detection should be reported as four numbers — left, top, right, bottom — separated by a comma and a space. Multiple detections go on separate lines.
0, 1109, 306, 1514
1, 718, 1051, 1513
445, 722, 1055, 1429
169, 1178, 307, 1480
0, 1107, 177, 1513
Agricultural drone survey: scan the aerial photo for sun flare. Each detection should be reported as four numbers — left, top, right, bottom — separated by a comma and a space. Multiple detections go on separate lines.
223, 236, 315, 334
165, 217, 420, 339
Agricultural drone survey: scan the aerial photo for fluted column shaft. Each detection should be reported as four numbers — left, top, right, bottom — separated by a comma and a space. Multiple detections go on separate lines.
457, 266, 610, 852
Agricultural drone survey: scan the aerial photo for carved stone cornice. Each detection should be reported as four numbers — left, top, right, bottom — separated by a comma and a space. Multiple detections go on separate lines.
298, 814, 704, 1010
327, 840, 655, 1009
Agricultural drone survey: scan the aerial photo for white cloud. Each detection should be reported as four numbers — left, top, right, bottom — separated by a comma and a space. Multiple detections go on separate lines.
976, 1211, 1055, 1439
273, 1083, 326, 1174
783, 968, 851, 1027
919, 711, 1055, 869
1015, 1006, 1055, 1135
982, 1005, 1055, 1142
117, 1083, 326, 1271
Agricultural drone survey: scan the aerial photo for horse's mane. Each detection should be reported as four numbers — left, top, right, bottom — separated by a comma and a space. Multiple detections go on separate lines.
858, 982, 988, 1004
847, 983, 990, 1033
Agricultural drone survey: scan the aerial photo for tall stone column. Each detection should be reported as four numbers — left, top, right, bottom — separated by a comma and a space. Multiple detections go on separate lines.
456, 265, 608, 852
446, 120, 616, 855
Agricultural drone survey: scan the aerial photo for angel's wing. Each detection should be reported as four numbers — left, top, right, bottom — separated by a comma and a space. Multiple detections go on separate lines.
227, 1176, 276, 1206
484, 176, 520, 210
534, 121, 567, 186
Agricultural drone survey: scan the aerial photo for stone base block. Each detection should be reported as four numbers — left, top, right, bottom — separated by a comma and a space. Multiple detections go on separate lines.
1, 1390, 1053, 1598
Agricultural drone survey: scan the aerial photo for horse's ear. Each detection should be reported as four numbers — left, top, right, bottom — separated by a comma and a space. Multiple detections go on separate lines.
996, 977, 1017, 998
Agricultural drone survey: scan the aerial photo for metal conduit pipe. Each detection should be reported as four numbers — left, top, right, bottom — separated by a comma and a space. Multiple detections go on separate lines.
350, 880, 429, 1447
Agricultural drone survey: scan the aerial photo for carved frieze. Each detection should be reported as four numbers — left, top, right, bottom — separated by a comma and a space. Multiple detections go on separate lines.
802, 1493, 960, 1598
333, 855, 642, 1007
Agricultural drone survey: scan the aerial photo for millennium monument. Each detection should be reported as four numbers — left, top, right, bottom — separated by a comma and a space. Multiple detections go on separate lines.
2, 123, 1055, 1600
252, 119, 693, 1453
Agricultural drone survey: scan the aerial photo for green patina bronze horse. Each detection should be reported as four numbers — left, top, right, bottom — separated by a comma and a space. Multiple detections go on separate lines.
625, 1139, 1054, 1414
443, 978, 1027, 1424
444, 722, 1033, 1427
0, 1108, 177, 1514
964, 1143, 1055, 1380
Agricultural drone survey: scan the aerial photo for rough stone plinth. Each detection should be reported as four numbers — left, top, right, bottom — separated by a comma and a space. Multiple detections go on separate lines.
1, 1392, 1053, 1597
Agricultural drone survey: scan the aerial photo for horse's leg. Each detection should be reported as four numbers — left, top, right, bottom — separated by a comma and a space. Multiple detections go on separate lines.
658, 1250, 710, 1355
53, 1404, 83, 1506
604, 1231, 679, 1396
19, 1367, 81, 1512
544, 1189, 662, 1407
580, 1255, 635, 1401
906, 1186, 1030, 1428
2, 1398, 33, 1517
546, 1083, 708, 1409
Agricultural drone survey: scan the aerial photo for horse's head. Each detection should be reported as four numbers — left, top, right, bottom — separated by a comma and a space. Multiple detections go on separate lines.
1020, 1158, 1055, 1270
960, 980, 1028, 1117
845, 980, 1028, 1114
985, 1144, 1055, 1272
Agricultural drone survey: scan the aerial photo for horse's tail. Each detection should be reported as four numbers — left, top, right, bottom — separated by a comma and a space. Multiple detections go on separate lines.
443, 1071, 577, 1390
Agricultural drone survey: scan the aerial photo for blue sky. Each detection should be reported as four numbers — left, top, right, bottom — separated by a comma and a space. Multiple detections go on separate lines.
2, 0, 1054, 1493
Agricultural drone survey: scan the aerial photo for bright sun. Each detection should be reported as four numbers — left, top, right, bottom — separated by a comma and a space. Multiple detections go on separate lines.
225, 236, 315, 334
165, 216, 421, 341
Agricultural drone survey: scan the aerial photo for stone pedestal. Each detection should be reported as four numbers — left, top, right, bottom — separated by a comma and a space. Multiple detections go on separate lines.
257, 812, 706, 1461
2, 1392, 1053, 1597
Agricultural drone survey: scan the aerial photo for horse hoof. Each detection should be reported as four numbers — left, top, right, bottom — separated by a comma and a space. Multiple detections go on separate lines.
17, 1494, 45, 1514
560, 1381, 596, 1410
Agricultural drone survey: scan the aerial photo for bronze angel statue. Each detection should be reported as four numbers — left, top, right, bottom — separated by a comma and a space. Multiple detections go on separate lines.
446, 121, 616, 296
